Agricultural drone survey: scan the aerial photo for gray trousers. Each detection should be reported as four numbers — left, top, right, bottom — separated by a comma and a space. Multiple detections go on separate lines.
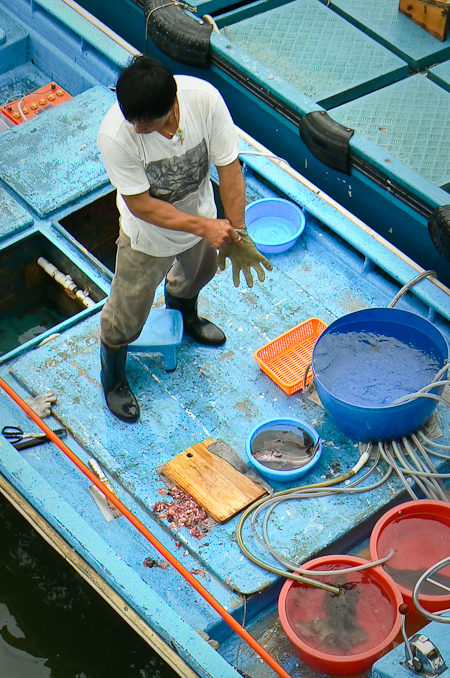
100, 230, 218, 349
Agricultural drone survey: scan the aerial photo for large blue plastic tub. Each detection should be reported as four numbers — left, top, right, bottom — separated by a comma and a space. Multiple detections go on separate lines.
312, 308, 449, 442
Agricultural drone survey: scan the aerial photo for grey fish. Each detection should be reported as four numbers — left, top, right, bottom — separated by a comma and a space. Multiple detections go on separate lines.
384, 565, 450, 596
296, 576, 368, 654
252, 430, 319, 470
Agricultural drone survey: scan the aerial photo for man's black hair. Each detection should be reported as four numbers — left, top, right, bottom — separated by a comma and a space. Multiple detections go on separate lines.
116, 55, 177, 123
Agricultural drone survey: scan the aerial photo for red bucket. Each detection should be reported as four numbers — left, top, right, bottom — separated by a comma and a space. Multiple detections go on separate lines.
370, 499, 450, 614
278, 555, 402, 675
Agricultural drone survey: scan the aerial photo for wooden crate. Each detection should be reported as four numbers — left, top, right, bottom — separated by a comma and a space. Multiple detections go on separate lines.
399, 0, 450, 41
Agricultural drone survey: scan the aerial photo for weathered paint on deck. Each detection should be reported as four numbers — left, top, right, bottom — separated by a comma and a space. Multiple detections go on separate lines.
0, 87, 115, 217
0, 4, 449, 678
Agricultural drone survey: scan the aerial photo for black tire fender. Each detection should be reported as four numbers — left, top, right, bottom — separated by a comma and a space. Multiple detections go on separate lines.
144, 0, 212, 68
299, 111, 354, 174
429, 205, 450, 261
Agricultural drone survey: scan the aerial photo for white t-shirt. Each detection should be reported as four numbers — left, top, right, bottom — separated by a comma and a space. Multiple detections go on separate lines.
97, 76, 239, 256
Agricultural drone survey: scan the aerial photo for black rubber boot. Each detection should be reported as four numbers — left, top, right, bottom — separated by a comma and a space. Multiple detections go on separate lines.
165, 290, 226, 347
100, 342, 140, 423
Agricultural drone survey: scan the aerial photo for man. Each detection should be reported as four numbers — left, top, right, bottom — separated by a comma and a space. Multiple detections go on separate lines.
97, 55, 272, 423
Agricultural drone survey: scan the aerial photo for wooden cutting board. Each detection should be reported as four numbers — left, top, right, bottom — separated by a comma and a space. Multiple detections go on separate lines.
162, 438, 267, 523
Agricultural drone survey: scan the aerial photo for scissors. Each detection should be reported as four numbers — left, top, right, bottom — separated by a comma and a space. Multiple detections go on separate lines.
2, 425, 66, 450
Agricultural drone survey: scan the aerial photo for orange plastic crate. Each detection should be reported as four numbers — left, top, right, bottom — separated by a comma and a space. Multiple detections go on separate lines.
254, 318, 328, 394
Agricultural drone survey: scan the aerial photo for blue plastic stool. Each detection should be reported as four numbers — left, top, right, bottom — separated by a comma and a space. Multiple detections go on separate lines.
128, 308, 184, 372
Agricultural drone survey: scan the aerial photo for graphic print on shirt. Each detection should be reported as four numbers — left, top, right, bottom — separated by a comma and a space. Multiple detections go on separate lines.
145, 140, 209, 204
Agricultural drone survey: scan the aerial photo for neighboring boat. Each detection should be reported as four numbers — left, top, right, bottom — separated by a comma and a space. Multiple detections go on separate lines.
0, 2, 449, 678
71, 0, 450, 286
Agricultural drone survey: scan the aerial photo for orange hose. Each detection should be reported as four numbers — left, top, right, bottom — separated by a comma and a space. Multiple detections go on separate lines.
0, 376, 292, 678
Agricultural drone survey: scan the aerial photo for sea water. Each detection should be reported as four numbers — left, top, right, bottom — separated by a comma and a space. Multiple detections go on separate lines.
313, 326, 442, 407
0, 493, 177, 678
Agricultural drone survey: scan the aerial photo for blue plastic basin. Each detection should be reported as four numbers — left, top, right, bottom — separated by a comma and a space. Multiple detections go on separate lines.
245, 198, 305, 254
312, 308, 449, 442
246, 417, 322, 482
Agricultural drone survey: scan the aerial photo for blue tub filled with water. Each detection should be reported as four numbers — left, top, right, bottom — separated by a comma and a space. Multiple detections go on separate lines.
245, 198, 306, 254
312, 308, 449, 441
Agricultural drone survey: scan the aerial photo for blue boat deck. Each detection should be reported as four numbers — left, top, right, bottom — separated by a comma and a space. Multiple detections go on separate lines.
2, 192, 449, 671
0, 87, 114, 217
211, 0, 450, 187
67, 0, 450, 286
429, 58, 450, 91
1, 231, 402, 598
1, 3, 450, 678
317, 0, 450, 70
2, 148, 450, 673
331, 74, 450, 191
220, 0, 407, 109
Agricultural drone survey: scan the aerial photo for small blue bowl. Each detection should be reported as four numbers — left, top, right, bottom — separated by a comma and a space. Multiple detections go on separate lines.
246, 417, 322, 483
245, 198, 306, 254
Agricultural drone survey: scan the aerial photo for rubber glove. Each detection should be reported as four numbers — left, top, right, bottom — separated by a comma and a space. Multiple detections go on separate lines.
217, 228, 273, 288
24, 391, 57, 418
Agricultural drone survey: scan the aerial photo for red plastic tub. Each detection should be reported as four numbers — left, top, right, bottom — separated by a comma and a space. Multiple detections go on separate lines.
278, 555, 402, 674
370, 500, 450, 614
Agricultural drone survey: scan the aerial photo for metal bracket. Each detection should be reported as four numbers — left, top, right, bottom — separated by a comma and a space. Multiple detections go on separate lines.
403, 633, 447, 677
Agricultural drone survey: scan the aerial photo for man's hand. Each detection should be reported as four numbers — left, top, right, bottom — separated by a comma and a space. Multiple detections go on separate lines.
217, 228, 273, 288
200, 218, 240, 250
122, 192, 239, 249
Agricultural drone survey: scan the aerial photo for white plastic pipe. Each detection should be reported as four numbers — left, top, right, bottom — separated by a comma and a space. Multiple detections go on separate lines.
37, 257, 96, 308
